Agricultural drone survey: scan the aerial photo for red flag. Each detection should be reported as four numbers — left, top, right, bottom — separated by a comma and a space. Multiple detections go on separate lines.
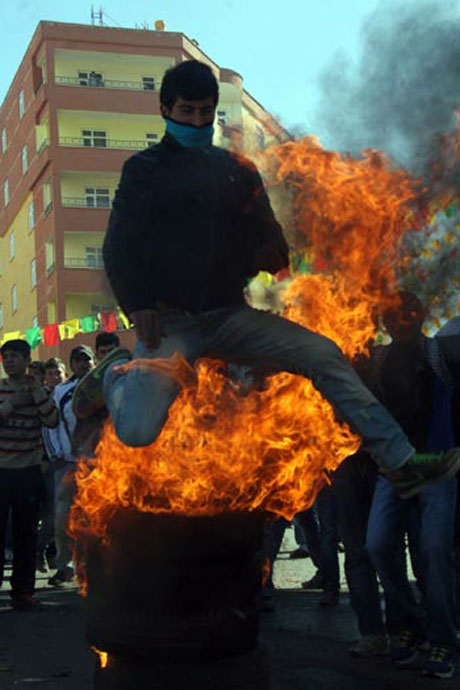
43, 323, 59, 346
101, 311, 117, 333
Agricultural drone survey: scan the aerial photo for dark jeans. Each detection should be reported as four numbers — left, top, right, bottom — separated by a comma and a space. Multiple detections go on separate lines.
37, 462, 55, 555
367, 475, 457, 647
0, 466, 43, 598
332, 453, 384, 635
264, 508, 322, 589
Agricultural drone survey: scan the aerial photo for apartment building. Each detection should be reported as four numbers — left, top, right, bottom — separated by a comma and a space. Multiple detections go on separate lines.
0, 21, 288, 360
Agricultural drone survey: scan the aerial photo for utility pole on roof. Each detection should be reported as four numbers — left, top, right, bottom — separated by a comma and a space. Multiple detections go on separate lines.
90, 5, 104, 26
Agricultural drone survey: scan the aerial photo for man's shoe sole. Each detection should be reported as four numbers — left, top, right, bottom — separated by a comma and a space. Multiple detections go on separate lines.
72, 348, 131, 419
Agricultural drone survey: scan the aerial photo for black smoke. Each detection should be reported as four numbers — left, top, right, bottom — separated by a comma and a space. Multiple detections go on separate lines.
315, 1, 460, 175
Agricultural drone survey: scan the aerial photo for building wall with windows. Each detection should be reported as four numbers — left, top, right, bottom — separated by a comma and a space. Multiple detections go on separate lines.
0, 20, 289, 359
0, 194, 38, 337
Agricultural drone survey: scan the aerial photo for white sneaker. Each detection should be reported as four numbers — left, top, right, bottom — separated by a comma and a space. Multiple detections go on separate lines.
349, 634, 390, 657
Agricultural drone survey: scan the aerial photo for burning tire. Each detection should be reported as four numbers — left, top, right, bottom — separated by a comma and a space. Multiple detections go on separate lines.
82, 510, 266, 663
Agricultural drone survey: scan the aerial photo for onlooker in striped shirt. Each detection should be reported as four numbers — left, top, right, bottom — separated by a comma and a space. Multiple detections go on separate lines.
0, 339, 59, 611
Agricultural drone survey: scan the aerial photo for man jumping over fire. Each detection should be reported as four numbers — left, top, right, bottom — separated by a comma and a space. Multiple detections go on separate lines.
73, 59, 460, 498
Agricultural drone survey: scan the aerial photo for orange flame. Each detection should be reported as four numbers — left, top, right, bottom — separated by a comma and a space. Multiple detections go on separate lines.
70, 136, 419, 556
71, 353, 359, 544
91, 647, 108, 669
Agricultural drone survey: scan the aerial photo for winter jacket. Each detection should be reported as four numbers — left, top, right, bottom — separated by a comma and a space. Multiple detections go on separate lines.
103, 134, 289, 316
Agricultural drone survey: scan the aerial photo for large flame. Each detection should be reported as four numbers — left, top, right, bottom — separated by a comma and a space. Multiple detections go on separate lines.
71, 136, 420, 550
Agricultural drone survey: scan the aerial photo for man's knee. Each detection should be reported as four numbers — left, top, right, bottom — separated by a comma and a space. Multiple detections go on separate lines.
113, 411, 167, 448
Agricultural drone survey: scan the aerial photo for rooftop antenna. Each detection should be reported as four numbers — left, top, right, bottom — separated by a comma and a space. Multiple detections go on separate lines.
91, 5, 104, 26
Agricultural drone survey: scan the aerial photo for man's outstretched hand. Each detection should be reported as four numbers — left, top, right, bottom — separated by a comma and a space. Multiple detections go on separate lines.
129, 309, 163, 350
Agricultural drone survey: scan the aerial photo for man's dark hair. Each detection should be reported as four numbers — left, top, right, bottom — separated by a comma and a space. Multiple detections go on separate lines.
95, 332, 120, 349
45, 357, 65, 370
0, 339, 31, 359
160, 60, 219, 110
29, 360, 46, 375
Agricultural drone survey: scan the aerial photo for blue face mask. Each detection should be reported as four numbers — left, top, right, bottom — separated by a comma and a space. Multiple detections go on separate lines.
165, 117, 214, 148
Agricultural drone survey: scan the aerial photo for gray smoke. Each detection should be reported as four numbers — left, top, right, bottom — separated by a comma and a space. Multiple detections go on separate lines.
315, 1, 460, 175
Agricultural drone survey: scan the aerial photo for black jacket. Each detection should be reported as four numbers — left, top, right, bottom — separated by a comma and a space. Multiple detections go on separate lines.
103, 135, 289, 315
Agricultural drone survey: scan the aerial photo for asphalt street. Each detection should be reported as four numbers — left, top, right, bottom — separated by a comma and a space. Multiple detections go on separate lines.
0, 527, 458, 689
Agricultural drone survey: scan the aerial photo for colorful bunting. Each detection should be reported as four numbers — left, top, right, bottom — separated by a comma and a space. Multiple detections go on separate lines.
101, 311, 117, 333
58, 319, 81, 341
26, 328, 42, 349
80, 315, 98, 333
43, 324, 59, 346
0, 308, 132, 351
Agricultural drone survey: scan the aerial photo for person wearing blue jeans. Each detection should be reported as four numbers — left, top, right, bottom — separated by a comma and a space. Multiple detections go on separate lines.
331, 452, 389, 655
365, 294, 460, 679
73, 62, 460, 501
300, 488, 340, 605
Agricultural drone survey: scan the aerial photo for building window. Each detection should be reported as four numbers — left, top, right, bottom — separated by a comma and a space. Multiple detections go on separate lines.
85, 187, 110, 208
82, 129, 107, 147
142, 76, 155, 91
30, 258, 37, 288
217, 110, 227, 126
1, 128, 6, 153
22, 145, 28, 174
3, 179, 9, 206
0, 303, 3, 328
85, 247, 103, 268
78, 71, 104, 87
32, 315, 38, 328
9, 232, 15, 260
146, 133, 159, 147
11, 284, 17, 313
45, 240, 55, 275
43, 179, 52, 215
19, 89, 25, 118
28, 201, 35, 230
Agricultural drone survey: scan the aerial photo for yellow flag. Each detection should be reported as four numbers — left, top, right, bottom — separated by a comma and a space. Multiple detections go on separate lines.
117, 308, 131, 330
58, 319, 82, 340
1, 331, 21, 345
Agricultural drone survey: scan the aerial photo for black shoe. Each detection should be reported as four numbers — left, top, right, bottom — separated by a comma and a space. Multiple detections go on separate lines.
11, 594, 41, 611
289, 547, 310, 559
387, 448, 460, 499
390, 629, 424, 666
48, 567, 74, 586
318, 589, 340, 607
301, 570, 325, 590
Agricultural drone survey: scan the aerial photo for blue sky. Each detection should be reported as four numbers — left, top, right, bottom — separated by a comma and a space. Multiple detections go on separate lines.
1, 0, 384, 138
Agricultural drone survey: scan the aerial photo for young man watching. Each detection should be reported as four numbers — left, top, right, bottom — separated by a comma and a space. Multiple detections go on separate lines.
46, 345, 95, 586
44, 357, 67, 391
0, 339, 58, 610
95, 332, 120, 362
72, 333, 122, 457
73, 59, 460, 498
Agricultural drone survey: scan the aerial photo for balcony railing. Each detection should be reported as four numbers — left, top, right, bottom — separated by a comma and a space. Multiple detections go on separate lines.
64, 257, 104, 270
59, 137, 148, 151
62, 197, 113, 209
55, 76, 158, 91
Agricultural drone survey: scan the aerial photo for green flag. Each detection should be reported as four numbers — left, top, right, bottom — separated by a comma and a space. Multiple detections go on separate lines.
26, 327, 42, 350
80, 315, 97, 332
